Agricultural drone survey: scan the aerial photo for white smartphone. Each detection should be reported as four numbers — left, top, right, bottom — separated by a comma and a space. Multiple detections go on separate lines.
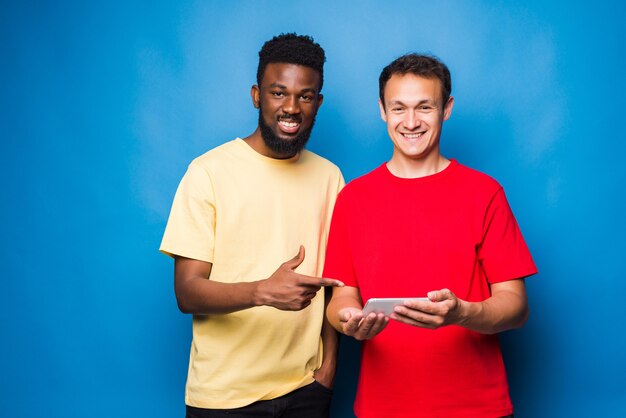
362, 297, 429, 316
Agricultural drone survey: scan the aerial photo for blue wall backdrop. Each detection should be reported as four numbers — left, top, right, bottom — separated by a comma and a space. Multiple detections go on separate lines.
2, 1, 625, 416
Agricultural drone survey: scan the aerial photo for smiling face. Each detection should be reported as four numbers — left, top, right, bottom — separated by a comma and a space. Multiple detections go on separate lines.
380, 73, 454, 165
252, 62, 323, 158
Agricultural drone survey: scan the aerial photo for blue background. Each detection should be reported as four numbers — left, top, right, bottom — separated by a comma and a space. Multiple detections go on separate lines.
2, 1, 625, 417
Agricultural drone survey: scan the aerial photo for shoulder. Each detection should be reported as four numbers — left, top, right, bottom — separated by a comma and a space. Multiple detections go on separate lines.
185, 139, 253, 181
451, 161, 503, 195
299, 149, 343, 179
351, 164, 386, 187
191, 139, 240, 166
339, 164, 386, 198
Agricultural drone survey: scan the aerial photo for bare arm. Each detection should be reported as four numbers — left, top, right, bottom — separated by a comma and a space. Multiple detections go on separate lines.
313, 288, 339, 389
391, 279, 529, 334
174, 246, 344, 315
326, 286, 389, 341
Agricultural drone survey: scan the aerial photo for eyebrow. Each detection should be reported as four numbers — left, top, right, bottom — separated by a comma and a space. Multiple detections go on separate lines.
267, 83, 318, 93
387, 98, 438, 107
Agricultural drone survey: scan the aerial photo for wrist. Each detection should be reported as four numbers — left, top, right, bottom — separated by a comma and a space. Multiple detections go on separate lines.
251, 280, 267, 307
458, 299, 477, 327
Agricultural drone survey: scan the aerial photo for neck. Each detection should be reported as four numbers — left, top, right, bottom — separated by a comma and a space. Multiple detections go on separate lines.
386, 152, 450, 179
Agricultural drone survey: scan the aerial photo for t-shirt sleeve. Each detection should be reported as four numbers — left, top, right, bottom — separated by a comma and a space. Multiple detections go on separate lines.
160, 161, 216, 263
337, 171, 346, 194
478, 188, 538, 283
323, 189, 357, 287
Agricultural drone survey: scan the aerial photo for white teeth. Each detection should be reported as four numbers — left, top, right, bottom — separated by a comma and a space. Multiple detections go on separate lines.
404, 133, 423, 139
279, 121, 299, 128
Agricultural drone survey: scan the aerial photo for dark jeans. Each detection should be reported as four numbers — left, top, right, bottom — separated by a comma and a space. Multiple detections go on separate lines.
186, 381, 333, 418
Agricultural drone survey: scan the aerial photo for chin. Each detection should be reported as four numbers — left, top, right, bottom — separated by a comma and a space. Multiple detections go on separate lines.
259, 114, 313, 156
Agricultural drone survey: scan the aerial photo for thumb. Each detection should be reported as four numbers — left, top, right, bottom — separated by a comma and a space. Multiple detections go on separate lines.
428, 288, 452, 302
286, 245, 305, 270
427, 290, 441, 301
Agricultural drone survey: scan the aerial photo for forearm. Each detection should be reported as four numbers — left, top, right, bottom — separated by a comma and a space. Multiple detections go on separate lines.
174, 249, 340, 315
314, 315, 339, 386
176, 276, 263, 315
320, 319, 339, 364
457, 286, 529, 334
174, 256, 267, 314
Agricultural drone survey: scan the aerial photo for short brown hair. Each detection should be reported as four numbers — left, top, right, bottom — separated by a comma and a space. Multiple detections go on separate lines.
379, 53, 451, 108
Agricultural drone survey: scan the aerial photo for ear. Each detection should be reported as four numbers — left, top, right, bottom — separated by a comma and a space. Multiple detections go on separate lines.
251, 85, 260, 109
378, 99, 387, 122
316, 93, 324, 110
443, 96, 454, 121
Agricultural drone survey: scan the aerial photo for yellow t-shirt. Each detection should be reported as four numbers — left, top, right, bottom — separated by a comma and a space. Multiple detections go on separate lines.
160, 138, 344, 408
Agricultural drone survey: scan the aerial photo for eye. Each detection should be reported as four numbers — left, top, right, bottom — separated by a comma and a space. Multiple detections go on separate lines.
419, 105, 434, 111
300, 94, 313, 102
391, 107, 404, 113
271, 91, 285, 98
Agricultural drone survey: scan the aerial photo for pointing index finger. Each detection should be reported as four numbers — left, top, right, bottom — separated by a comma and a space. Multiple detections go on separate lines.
319, 277, 344, 287
296, 274, 344, 288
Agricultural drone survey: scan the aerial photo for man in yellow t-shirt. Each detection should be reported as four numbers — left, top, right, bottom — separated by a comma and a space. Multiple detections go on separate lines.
160, 33, 345, 418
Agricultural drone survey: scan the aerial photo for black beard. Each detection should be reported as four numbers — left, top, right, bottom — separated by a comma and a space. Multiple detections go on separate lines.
258, 110, 315, 158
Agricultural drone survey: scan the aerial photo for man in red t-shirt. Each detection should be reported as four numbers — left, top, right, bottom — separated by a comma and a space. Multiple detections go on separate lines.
324, 54, 537, 417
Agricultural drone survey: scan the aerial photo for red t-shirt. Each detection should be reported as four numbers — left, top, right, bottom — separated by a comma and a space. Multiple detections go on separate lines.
324, 160, 537, 418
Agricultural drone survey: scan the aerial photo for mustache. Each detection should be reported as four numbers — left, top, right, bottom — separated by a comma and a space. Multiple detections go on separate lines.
278, 114, 302, 123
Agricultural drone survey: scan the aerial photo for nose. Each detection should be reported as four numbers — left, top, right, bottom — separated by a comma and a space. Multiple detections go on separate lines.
404, 110, 420, 130
282, 95, 301, 114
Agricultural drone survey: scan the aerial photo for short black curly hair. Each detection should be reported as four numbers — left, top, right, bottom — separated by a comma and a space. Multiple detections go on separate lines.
256, 33, 326, 91
379, 53, 452, 109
